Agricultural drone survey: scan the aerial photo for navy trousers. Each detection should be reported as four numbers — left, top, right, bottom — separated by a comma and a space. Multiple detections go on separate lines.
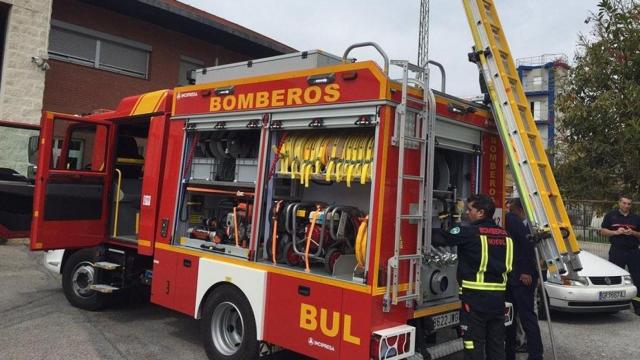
505, 279, 543, 360
609, 246, 640, 312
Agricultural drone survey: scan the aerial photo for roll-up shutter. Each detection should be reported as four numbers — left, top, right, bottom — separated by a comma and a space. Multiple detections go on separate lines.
435, 118, 481, 153
270, 104, 379, 130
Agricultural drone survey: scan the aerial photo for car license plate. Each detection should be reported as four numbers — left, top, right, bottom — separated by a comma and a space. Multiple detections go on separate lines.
431, 311, 459, 330
599, 290, 626, 300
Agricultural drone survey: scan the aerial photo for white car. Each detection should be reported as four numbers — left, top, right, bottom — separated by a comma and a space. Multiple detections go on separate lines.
543, 250, 637, 313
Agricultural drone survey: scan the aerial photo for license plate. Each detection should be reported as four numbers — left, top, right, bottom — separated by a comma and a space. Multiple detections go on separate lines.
431, 311, 460, 330
599, 290, 626, 300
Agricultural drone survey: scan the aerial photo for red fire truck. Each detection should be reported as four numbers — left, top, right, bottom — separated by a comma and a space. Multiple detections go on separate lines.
30, 45, 506, 359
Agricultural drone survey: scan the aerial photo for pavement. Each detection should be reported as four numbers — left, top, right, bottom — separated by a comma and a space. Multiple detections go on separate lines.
1, 239, 639, 360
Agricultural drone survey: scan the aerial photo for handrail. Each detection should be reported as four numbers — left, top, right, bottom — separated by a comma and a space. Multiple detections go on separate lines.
428, 60, 446, 92
112, 168, 122, 238
342, 42, 389, 75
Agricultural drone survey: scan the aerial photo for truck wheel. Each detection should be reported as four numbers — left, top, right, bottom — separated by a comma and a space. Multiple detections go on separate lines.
201, 285, 258, 360
62, 248, 106, 311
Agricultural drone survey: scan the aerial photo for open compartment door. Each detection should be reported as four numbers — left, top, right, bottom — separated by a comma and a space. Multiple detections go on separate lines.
31, 112, 114, 250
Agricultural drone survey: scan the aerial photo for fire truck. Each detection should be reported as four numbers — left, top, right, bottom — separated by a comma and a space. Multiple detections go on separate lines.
30, 1, 582, 359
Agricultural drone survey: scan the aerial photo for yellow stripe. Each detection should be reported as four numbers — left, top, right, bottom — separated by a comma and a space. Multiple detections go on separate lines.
372, 109, 391, 294
477, 235, 488, 283
130, 94, 144, 116
462, 280, 506, 291
464, 340, 475, 350
153, 91, 168, 112
131, 90, 168, 115
505, 237, 514, 285
633, 297, 640, 302
412, 301, 461, 318
138, 239, 151, 247
155, 242, 371, 294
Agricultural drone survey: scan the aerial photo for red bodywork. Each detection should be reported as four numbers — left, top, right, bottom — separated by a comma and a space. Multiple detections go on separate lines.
30, 61, 504, 359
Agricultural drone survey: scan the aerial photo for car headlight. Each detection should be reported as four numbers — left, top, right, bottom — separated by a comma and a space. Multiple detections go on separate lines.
624, 275, 633, 285
561, 275, 589, 286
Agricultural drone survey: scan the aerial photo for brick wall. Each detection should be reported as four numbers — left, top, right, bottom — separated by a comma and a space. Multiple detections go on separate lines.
43, 0, 251, 115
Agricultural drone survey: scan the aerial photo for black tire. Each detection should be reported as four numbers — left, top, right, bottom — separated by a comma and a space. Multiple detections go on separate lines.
324, 248, 342, 274
201, 285, 258, 360
283, 242, 302, 267
62, 248, 107, 311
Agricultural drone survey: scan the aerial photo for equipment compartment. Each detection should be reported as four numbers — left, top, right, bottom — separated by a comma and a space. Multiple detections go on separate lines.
175, 128, 260, 258
259, 128, 376, 282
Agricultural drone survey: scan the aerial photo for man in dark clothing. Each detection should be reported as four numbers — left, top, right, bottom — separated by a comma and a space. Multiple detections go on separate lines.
443, 193, 513, 360
600, 195, 640, 315
504, 198, 543, 360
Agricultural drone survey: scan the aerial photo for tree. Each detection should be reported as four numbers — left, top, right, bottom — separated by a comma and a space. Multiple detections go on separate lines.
555, 0, 640, 200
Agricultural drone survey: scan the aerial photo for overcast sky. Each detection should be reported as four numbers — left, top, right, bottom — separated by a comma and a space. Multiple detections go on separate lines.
182, 0, 599, 98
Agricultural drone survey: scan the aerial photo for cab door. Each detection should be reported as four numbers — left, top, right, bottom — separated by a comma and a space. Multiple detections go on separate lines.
31, 113, 114, 250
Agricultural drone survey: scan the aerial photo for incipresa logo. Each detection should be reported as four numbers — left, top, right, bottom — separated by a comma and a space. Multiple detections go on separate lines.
307, 337, 335, 352
177, 91, 198, 100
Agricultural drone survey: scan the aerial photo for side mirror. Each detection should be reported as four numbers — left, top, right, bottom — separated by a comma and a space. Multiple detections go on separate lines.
28, 135, 39, 165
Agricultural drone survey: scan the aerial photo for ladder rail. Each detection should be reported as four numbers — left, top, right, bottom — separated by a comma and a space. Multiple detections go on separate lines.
384, 60, 430, 311
462, 0, 582, 281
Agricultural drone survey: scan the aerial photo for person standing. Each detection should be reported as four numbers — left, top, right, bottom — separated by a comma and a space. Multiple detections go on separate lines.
504, 198, 543, 360
600, 194, 640, 315
443, 193, 513, 360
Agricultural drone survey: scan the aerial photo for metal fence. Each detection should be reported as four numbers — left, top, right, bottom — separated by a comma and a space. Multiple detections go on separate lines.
565, 200, 615, 259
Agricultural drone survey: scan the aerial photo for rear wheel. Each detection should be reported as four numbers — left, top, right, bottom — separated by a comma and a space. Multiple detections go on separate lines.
62, 248, 106, 311
201, 285, 258, 360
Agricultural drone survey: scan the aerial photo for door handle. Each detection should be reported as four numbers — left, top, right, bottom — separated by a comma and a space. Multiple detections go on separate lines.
183, 259, 191, 268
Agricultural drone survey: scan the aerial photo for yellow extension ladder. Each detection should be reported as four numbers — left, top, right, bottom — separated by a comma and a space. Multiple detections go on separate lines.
462, 0, 582, 282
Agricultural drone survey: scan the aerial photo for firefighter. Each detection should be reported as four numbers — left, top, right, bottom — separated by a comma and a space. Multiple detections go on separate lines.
443, 193, 513, 360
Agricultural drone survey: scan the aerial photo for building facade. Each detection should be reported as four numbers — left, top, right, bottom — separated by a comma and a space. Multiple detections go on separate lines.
516, 54, 570, 161
0, 0, 293, 176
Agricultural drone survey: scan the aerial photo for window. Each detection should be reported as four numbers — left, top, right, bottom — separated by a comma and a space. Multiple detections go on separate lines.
530, 101, 542, 121
178, 56, 204, 85
532, 76, 543, 87
51, 118, 108, 172
48, 20, 151, 78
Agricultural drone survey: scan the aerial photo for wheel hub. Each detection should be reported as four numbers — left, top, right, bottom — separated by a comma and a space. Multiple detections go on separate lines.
211, 301, 245, 355
72, 262, 95, 298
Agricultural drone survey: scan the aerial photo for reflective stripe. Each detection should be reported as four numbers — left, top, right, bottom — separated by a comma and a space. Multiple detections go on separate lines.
462, 280, 506, 291
477, 235, 489, 283
503, 236, 514, 284
633, 297, 640, 302
464, 340, 475, 349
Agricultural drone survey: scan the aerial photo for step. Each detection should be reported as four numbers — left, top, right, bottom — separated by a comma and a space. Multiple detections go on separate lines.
400, 214, 424, 221
89, 284, 120, 293
401, 175, 424, 182
93, 261, 121, 270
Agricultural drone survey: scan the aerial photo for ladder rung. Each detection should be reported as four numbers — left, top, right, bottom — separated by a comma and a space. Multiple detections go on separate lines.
401, 175, 424, 181
396, 293, 420, 302
400, 214, 424, 220
403, 136, 426, 143
398, 254, 422, 261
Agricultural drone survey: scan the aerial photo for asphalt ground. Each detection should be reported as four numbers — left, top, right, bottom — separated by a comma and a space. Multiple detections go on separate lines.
1, 240, 638, 360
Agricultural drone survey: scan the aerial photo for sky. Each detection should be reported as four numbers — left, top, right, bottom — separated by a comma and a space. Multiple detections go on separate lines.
182, 0, 600, 98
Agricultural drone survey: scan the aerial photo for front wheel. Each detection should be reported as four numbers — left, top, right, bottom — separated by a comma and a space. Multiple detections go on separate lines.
62, 248, 106, 311
201, 285, 258, 360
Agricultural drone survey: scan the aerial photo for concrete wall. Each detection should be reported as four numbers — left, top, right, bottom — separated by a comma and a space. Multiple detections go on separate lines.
0, 0, 51, 123
0, 0, 52, 176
